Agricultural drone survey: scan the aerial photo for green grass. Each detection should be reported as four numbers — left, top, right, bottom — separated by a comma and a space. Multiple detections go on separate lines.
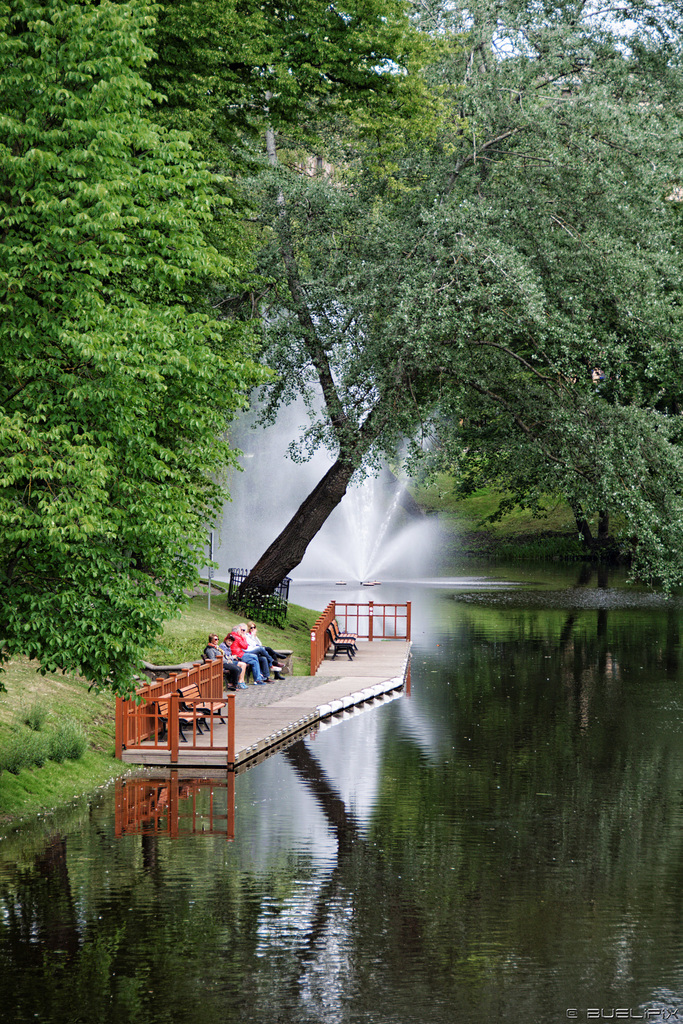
0, 750, 125, 823
411, 476, 629, 562
0, 658, 121, 822
144, 587, 320, 674
413, 475, 578, 535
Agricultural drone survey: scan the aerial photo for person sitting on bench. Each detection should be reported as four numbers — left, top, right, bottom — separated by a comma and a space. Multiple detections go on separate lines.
245, 621, 284, 679
228, 626, 268, 684
203, 634, 246, 690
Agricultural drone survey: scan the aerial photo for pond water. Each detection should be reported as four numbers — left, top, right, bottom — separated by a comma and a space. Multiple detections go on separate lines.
3, 563, 683, 1024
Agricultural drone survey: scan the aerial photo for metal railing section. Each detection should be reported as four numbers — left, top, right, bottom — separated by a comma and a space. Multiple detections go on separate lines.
227, 567, 291, 627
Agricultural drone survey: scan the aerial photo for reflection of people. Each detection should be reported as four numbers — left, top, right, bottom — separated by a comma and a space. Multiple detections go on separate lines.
229, 626, 267, 684
203, 634, 245, 690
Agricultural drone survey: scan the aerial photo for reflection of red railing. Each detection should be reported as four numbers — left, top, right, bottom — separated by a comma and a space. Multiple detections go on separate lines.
115, 660, 235, 765
310, 601, 411, 674
114, 773, 235, 839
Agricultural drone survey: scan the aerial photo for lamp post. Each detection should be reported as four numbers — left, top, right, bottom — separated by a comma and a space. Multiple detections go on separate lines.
208, 530, 214, 610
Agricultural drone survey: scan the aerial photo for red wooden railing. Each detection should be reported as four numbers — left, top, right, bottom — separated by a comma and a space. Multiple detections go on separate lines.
310, 600, 411, 674
310, 602, 338, 674
115, 659, 235, 766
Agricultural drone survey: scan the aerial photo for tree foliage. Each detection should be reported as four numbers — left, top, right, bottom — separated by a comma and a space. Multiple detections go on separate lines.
0, 0, 264, 693
146, 0, 432, 167
237, 0, 683, 589
412, 0, 683, 584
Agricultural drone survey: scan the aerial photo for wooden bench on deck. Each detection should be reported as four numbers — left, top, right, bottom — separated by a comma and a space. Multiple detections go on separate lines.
330, 619, 357, 650
326, 626, 356, 660
154, 695, 209, 744
177, 682, 227, 722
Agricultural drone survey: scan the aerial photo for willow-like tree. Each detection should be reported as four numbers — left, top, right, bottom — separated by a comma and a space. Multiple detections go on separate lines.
241, 0, 683, 591
413, 0, 683, 585
0, 0, 264, 693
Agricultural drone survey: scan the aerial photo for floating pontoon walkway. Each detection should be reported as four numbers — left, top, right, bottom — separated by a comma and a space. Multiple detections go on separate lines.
119, 639, 411, 770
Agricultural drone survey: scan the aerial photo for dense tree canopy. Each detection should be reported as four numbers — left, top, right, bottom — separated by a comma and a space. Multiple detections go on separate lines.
415, 0, 683, 584
237, 0, 683, 590
0, 0, 264, 693
3, 0, 683, 693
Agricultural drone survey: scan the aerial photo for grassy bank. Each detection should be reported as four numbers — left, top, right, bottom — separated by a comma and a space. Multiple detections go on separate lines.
413, 476, 606, 562
0, 662, 120, 825
0, 591, 320, 827
143, 593, 319, 671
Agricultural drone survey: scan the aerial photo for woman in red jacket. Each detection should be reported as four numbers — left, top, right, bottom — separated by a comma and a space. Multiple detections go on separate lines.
227, 626, 268, 684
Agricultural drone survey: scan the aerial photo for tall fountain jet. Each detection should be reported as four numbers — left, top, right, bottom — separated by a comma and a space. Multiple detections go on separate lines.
212, 402, 444, 585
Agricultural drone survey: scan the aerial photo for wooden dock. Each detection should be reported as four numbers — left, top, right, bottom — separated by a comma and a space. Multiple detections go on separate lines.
119, 639, 411, 770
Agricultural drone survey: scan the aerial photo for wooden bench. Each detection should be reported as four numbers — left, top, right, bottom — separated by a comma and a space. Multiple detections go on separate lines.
177, 682, 227, 722
326, 626, 356, 660
154, 695, 209, 744
330, 619, 357, 648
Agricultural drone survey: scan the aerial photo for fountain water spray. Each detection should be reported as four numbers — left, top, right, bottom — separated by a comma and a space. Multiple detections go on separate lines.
212, 402, 444, 584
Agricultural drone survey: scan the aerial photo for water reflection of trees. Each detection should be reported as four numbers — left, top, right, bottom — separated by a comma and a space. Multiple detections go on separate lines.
3, 586, 683, 1021
371, 589, 683, 1009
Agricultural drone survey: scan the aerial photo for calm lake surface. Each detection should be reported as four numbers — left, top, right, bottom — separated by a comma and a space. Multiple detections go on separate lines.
3, 563, 683, 1024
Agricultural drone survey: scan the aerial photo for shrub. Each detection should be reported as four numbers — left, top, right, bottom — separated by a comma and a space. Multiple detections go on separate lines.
49, 722, 88, 763
0, 730, 50, 774
23, 702, 48, 732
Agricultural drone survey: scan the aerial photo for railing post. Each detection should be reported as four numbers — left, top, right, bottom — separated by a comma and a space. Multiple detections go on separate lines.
310, 631, 316, 676
169, 772, 180, 839
226, 693, 236, 769
227, 770, 236, 842
368, 601, 374, 641
115, 699, 123, 759
406, 601, 411, 641
170, 695, 179, 762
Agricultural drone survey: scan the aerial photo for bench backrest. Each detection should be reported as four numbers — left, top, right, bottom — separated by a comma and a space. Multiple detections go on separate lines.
178, 682, 202, 700
156, 697, 195, 723
331, 619, 355, 640
327, 626, 353, 646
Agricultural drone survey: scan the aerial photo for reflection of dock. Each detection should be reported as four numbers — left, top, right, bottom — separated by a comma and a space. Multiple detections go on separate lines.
115, 771, 235, 838
119, 640, 410, 770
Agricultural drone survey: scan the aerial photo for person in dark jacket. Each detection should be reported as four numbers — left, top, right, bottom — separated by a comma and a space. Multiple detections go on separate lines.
203, 634, 246, 690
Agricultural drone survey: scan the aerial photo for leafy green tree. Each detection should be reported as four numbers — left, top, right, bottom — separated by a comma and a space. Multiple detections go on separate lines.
413, 0, 683, 582
0, 0, 264, 693
240, 0, 683, 591
137, 0, 438, 594
146, 0, 430, 168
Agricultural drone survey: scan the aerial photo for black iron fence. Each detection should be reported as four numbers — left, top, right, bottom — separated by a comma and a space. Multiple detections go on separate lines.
227, 568, 291, 627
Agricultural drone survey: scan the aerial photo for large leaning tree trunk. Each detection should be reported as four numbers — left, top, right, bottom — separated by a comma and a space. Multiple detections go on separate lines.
242, 456, 357, 593
240, 122, 416, 595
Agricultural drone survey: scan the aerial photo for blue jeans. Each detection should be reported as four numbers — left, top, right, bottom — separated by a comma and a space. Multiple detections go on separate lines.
250, 646, 273, 678
240, 651, 264, 683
